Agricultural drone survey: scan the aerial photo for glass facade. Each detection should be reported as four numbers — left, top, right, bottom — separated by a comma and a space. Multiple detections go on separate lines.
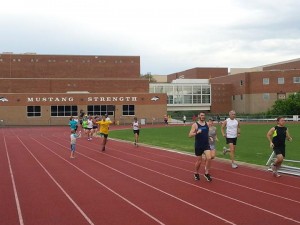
150, 83, 211, 105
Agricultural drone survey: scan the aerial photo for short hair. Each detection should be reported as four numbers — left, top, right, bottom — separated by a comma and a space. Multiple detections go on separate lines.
229, 110, 236, 115
277, 116, 284, 122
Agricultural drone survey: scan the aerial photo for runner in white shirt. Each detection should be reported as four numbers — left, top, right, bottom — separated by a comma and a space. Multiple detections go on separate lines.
87, 116, 94, 141
221, 110, 240, 168
132, 117, 141, 147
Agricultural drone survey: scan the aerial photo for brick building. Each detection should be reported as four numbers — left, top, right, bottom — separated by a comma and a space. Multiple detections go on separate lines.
0, 53, 167, 126
210, 59, 300, 114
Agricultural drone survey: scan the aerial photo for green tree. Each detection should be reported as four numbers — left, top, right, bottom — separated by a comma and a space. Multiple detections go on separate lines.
268, 92, 300, 115
140, 73, 157, 83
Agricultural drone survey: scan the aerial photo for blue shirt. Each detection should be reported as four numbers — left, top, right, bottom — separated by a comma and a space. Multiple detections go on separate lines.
69, 120, 77, 130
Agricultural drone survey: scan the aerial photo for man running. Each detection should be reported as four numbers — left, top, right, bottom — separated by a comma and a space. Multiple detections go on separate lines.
267, 117, 292, 177
96, 115, 112, 151
221, 110, 240, 169
189, 112, 212, 182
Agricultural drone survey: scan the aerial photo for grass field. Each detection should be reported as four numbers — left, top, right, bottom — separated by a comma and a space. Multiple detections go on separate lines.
109, 123, 300, 166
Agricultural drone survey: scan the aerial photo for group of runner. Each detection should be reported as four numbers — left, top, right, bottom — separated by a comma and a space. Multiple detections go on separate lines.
69, 109, 292, 180
190, 110, 292, 181
69, 113, 141, 158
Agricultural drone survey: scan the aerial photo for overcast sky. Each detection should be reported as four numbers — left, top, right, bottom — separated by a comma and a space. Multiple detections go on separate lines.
1, 0, 300, 74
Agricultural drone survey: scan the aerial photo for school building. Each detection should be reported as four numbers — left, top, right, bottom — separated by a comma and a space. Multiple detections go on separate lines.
151, 58, 300, 114
0, 53, 167, 126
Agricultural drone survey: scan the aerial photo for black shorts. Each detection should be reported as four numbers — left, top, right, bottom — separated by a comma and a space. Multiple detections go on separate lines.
133, 130, 140, 135
273, 146, 285, 157
226, 138, 237, 145
100, 133, 108, 138
86, 128, 92, 131
195, 145, 211, 156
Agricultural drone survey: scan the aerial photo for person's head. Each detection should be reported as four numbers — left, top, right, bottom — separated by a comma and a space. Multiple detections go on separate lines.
198, 112, 206, 122
102, 115, 106, 120
277, 117, 285, 126
208, 118, 214, 126
134, 117, 137, 121
105, 114, 108, 118
229, 110, 236, 119
71, 129, 75, 134
69, 116, 73, 121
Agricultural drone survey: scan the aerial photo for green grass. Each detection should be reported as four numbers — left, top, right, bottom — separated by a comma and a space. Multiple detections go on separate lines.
109, 123, 300, 166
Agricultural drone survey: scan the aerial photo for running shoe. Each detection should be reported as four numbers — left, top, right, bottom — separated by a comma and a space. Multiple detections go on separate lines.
232, 163, 238, 169
194, 173, 200, 181
204, 173, 212, 182
273, 172, 281, 178
223, 147, 228, 155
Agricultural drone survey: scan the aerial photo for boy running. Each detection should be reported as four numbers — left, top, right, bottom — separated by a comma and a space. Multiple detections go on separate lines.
70, 129, 81, 158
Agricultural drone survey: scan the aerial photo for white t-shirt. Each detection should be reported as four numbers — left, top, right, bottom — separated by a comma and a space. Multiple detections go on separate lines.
87, 119, 93, 129
226, 118, 238, 138
133, 121, 139, 130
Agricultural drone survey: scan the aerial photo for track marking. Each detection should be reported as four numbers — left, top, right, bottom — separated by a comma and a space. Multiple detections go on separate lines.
29, 137, 166, 225
3, 136, 24, 225
39, 136, 240, 225
15, 136, 95, 225
47, 135, 300, 224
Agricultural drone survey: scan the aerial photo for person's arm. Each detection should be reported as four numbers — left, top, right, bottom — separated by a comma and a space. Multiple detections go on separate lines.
221, 120, 227, 137
266, 127, 275, 148
188, 123, 200, 138
237, 121, 241, 137
286, 129, 292, 141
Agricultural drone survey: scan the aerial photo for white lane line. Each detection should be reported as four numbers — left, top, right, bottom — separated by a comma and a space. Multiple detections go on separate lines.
108, 146, 300, 204
3, 136, 24, 225
15, 136, 95, 225
40, 136, 237, 225
108, 139, 300, 190
50, 136, 300, 224
30, 137, 166, 225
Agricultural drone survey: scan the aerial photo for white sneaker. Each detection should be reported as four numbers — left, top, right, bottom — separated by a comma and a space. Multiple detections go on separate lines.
223, 147, 228, 155
232, 163, 238, 169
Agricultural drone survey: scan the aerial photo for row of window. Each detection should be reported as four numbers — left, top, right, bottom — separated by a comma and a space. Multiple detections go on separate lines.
27, 105, 135, 117
0, 58, 135, 64
262, 77, 300, 85
232, 93, 285, 101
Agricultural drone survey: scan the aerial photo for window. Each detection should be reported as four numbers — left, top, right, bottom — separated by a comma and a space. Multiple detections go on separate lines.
27, 106, 41, 117
167, 95, 173, 104
277, 93, 286, 100
122, 105, 135, 116
278, 77, 284, 84
263, 78, 269, 85
263, 93, 270, 100
240, 80, 243, 86
51, 105, 77, 117
87, 105, 114, 116
293, 77, 300, 83
202, 95, 210, 103
240, 95, 243, 100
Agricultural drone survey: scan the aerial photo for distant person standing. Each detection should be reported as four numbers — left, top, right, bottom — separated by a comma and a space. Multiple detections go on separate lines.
189, 112, 212, 182
132, 117, 141, 147
164, 115, 168, 126
267, 117, 292, 177
221, 110, 240, 169
183, 115, 187, 126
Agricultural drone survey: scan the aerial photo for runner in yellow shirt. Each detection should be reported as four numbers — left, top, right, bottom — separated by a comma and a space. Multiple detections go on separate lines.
96, 115, 112, 151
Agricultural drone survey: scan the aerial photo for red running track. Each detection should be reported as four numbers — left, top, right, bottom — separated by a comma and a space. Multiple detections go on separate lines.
1, 126, 300, 225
